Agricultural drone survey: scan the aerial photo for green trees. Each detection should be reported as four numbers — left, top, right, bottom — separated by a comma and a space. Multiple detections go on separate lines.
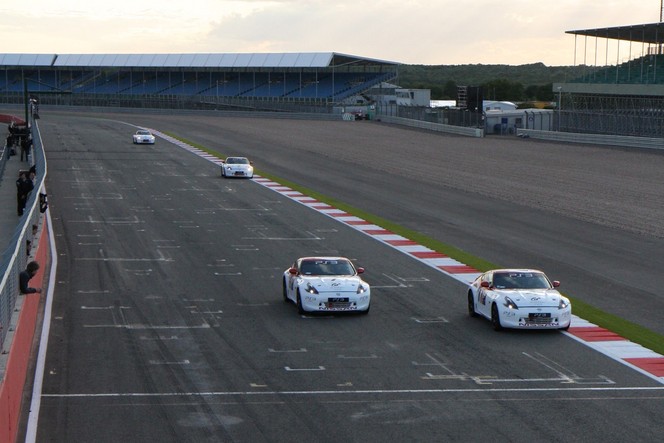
396, 63, 583, 102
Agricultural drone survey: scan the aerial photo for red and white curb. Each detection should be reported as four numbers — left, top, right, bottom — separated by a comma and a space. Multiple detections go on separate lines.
154, 130, 664, 385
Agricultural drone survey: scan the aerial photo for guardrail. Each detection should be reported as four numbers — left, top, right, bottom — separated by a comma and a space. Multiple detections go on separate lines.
516, 128, 664, 150
13, 104, 343, 121
0, 143, 6, 184
376, 115, 484, 137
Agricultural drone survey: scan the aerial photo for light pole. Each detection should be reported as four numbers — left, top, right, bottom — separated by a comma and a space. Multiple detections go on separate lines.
557, 86, 562, 131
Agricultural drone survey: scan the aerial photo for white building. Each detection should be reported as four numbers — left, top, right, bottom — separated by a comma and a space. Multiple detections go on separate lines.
484, 108, 554, 134
395, 88, 431, 106
483, 100, 518, 111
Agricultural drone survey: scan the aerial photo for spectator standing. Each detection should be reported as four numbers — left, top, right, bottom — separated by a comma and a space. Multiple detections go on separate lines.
16, 171, 34, 216
20, 134, 33, 161
19, 261, 42, 294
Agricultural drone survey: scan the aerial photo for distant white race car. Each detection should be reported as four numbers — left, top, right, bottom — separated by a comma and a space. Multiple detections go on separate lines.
467, 269, 571, 331
221, 156, 254, 178
132, 129, 155, 144
283, 257, 371, 315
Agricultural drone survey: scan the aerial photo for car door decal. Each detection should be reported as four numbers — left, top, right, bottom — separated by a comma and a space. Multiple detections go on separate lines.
479, 288, 487, 305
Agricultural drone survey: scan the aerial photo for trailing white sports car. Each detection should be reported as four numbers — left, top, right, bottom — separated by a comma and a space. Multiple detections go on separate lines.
467, 269, 571, 331
221, 156, 254, 178
283, 257, 370, 315
132, 129, 155, 144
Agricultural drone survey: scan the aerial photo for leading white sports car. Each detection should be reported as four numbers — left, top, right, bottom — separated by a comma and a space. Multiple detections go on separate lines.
132, 129, 155, 144
221, 156, 254, 178
283, 257, 370, 315
467, 269, 571, 331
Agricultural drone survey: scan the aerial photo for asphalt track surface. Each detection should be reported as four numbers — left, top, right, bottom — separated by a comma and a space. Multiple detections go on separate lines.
29, 111, 664, 442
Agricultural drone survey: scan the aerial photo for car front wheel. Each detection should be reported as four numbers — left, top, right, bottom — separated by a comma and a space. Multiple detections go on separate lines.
282, 279, 289, 303
468, 293, 478, 317
491, 303, 503, 331
296, 290, 305, 315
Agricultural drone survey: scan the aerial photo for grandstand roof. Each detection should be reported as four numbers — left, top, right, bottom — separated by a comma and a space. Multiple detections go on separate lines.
566, 22, 664, 45
0, 52, 399, 68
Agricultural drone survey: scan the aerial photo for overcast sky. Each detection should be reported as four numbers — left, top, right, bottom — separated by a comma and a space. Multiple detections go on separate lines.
0, 0, 660, 66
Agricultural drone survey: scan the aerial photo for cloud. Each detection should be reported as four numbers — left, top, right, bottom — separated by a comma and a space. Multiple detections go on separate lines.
0, 0, 659, 65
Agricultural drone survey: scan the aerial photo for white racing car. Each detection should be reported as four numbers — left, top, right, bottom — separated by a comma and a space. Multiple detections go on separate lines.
132, 129, 155, 144
221, 156, 254, 178
283, 257, 371, 315
467, 269, 571, 331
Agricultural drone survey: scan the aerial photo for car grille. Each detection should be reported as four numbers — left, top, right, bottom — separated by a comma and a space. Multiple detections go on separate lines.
327, 302, 351, 309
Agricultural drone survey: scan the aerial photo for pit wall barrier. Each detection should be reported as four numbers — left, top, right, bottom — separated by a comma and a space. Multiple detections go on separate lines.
0, 219, 48, 443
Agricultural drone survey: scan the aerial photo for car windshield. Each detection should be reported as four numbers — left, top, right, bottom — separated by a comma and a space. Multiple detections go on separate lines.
492, 272, 551, 289
137, 130, 150, 135
227, 157, 249, 164
299, 259, 355, 276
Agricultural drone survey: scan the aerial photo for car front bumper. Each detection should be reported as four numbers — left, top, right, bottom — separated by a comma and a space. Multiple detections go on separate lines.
499, 306, 571, 329
300, 292, 370, 312
224, 168, 253, 177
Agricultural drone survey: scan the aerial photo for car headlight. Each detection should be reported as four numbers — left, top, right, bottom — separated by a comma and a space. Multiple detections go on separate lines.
305, 282, 318, 294
503, 296, 519, 309
558, 298, 570, 309
356, 284, 367, 294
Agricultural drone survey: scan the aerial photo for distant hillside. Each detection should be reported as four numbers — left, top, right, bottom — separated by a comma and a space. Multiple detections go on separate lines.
395, 63, 587, 100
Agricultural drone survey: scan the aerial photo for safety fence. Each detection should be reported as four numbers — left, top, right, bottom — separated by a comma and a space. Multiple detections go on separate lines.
0, 114, 46, 349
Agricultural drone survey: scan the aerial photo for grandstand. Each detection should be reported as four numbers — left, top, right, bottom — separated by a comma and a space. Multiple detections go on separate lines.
0, 52, 399, 113
557, 22, 664, 137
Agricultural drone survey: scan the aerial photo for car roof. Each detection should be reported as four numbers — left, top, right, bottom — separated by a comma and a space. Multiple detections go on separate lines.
490, 269, 545, 274
298, 256, 349, 261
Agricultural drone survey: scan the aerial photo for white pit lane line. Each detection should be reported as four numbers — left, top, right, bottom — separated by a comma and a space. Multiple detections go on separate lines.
145, 129, 664, 385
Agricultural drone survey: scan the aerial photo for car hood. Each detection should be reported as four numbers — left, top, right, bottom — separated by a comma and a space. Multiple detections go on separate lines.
226, 164, 252, 170
301, 276, 362, 292
497, 289, 566, 306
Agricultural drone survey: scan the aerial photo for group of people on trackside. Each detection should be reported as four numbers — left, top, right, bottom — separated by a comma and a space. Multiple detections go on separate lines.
7, 121, 39, 216
5, 122, 33, 161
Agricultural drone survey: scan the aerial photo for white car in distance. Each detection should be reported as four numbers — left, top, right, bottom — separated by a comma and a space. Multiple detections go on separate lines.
221, 156, 254, 178
132, 129, 155, 144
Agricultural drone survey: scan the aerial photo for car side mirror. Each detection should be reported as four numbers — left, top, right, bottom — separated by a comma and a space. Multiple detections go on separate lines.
480, 281, 490, 288
288, 268, 298, 275
356, 267, 365, 274
552, 281, 560, 288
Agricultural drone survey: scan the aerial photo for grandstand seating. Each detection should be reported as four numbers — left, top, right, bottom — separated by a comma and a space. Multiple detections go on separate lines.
0, 68, 395, 101
572, 54, 664, 85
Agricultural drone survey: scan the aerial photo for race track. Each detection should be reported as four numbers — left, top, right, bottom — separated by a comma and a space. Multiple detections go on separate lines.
27, 111, 664, 442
